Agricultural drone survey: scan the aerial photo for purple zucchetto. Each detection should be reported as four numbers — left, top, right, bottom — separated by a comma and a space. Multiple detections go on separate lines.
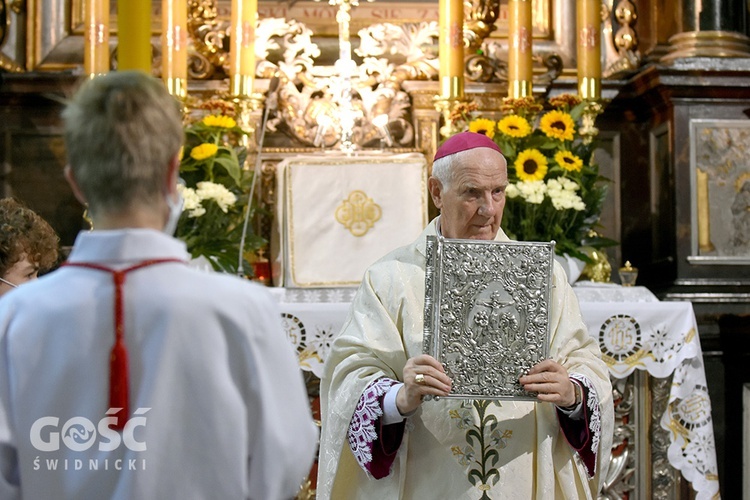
433, 131, 503, 161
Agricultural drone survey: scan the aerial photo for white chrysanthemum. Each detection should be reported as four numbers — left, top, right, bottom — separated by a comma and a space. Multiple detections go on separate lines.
196, 181, 237, 213
548, 191, 571, 210
546, 178, 562, 193
506, 183, 520, 199
189, 206, 207, 218
516, 180, 546, 204
177, 184, 206, 218
558, 177, 580, 192
546, 179, 585, 211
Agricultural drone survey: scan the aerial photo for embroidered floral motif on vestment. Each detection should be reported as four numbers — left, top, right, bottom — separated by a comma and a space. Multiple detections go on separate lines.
449, 400, 513, 500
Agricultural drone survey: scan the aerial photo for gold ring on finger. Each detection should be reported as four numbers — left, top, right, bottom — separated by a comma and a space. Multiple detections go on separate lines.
415, 373, 426, 385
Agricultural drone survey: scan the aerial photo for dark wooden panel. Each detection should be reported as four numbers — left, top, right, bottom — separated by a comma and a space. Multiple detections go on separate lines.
0, 73, 85, 247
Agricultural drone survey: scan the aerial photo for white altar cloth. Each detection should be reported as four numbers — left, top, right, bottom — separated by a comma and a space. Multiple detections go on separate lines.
269, 284, 720, 499
575, 284, 719, 499
271, 153, 428, 287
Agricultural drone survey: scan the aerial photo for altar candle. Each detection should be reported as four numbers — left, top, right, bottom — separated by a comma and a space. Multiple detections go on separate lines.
438, 0, 464, 99
161, 0, 188, 97
117, 0, 152, 73
229, 0, 258, 97
576, 0, 601, 100
84, 0, 109, 76
507, 0, 533, 98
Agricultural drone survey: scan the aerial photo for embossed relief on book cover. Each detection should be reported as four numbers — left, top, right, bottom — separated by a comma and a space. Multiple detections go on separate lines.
423, 236, 554, 400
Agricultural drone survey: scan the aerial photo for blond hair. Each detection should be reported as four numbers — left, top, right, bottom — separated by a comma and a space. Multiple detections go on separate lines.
61, 71, 184, 216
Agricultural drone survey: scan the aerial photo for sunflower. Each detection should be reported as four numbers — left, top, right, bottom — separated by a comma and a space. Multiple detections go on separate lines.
468, 118, 496, 139
202, 115, 237, 129
554, 150, 583, 172
497, 115, 531, 138
190, 143, 219, 161
514, 149, 548, 182
540, 111, 575, 141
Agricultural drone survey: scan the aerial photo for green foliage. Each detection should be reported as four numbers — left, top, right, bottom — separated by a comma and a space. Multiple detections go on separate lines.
450, 95, 616, 260
175, 113, 264, 275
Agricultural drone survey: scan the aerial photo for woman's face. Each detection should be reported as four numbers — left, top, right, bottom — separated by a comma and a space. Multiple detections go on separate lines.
0, 255, 38, 297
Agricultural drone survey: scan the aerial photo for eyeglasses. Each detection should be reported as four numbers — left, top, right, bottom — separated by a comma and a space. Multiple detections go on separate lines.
0, 277, 17, 288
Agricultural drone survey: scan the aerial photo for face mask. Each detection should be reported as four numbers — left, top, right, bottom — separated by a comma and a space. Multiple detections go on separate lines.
0, 277, 17, 289
163, 190, 184, 235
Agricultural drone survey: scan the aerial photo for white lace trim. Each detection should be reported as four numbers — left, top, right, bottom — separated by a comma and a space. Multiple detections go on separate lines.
347, 377, 398, 471
571, 373, 601, 479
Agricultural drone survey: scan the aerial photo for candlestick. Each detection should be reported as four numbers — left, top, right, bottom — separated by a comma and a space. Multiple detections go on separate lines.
161, 0, 188, 99
84, 0, 109, 76
438, 0, 464, 99
117, 0, 152, 73
576, 0, 601, 100
229, 0, 258, 97
507, 0, 533, 98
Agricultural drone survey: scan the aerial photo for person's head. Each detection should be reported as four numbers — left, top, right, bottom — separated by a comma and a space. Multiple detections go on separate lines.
61, 70, 184, 229
0, 198, 59, 296
429, 132, 509, 240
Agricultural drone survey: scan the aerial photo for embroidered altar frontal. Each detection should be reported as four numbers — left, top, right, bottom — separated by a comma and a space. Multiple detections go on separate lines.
272, 154, 428, 287
423, 236, 555, 400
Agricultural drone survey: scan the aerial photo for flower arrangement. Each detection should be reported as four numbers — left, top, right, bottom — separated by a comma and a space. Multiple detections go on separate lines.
449, 94, 615, 261
176, 100, 265, 275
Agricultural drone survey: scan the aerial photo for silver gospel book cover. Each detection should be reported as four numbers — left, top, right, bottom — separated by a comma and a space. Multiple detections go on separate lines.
423, 236, 555, 400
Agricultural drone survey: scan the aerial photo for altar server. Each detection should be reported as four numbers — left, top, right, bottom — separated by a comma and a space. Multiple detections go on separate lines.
318, 132, 614, 499
0, 197, 58, 297
0, 71, 317, 500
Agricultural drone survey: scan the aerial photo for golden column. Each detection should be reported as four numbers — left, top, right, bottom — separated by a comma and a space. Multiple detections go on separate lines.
84, 0, 109, 76
507, 0, 533, 98
117, 0, 152, 72
229, 0, 258, 98
161, 0, 188, 99
576, 0, 601, 100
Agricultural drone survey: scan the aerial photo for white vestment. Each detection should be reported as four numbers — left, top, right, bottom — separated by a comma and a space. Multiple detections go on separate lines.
0, 229, 317, 500
318, 219, 614, 499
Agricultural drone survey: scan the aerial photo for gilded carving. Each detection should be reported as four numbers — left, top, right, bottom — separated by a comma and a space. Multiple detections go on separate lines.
602, 0, 642, 77
480, 40, 563, 85
651, 376, 680, 499
464, 0, 501, 52
600, 375, 636, 498
186, 0, 229, 79
0, 0, 23, 71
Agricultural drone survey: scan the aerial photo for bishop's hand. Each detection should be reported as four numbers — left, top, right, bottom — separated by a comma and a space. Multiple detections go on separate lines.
396, 354, 452, 415
519, 358, 577, 408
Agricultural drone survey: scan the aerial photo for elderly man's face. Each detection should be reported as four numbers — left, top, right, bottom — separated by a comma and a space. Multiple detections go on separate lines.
429, 148, 508, 240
